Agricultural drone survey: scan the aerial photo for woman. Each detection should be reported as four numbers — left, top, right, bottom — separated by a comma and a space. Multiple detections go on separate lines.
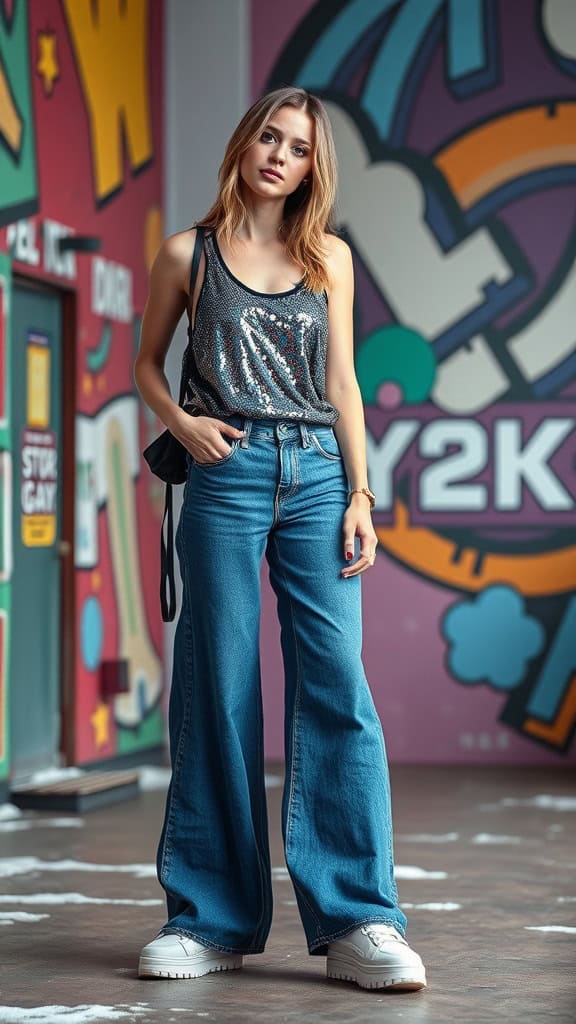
134, 86, 427, 992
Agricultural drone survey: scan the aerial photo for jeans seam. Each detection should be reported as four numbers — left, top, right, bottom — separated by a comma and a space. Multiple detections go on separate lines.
286, 443, 299, 499
272, 532, 325, 938
157, 537, 195, 891
309, 432, 342, 461
377, 722, 401, 906
252, 688, 271, 948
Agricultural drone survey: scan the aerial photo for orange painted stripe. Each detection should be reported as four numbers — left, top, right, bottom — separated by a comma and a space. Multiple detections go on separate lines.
524, 674, 576, 746
435, 103, 576, 208
376, 500, 576, 596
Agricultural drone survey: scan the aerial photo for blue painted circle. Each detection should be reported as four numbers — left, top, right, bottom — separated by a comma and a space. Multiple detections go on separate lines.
81, 596, 104, 671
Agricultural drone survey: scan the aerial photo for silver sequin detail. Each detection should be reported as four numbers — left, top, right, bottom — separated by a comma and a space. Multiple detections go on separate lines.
182, 231, 339, 424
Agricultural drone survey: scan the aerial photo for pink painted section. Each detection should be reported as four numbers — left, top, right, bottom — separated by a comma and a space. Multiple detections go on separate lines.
251, 0, 576, 765
260, 552, 569, 766
251, 1, 313, 100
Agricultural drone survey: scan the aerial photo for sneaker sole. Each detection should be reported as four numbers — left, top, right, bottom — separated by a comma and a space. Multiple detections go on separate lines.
138, 954, 243, 980
327, 954, 427, 991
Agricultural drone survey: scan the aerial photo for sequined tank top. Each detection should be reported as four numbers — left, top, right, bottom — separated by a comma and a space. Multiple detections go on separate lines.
181, 230, 339, 426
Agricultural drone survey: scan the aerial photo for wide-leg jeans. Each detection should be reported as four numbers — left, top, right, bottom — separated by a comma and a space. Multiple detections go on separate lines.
156, 413, 408, 957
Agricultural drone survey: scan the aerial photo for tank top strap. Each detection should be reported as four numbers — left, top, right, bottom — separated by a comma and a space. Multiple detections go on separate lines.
200, 229, 221, 280
187, 227, 220, 341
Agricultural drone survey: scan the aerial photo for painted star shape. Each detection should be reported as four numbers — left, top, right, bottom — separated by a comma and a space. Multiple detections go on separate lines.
90, 702, 110, 748
37, 32, 59, 95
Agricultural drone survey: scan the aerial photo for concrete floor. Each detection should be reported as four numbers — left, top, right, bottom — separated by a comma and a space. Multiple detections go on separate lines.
1, 762, 575, 1024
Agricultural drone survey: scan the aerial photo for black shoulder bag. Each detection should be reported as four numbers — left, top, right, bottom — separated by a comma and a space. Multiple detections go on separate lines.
142, 225, 205, 622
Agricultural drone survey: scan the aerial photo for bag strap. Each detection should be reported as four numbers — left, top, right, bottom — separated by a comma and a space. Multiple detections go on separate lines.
160, 224, 205, 623
178, 224, 205, 406
160, 482, 175, 621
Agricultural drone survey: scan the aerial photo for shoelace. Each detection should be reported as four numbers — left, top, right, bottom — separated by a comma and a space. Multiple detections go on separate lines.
361, 923, 409, 947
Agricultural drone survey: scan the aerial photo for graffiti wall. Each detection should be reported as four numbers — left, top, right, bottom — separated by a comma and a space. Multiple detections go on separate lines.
254, 0, 576, 763
0, 0, 164, 776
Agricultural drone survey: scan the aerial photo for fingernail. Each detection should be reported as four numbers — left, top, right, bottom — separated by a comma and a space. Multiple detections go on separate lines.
346, 552, 353, 560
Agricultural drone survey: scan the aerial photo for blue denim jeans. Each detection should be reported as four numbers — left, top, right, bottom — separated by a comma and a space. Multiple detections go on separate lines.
156, 413, 408, 956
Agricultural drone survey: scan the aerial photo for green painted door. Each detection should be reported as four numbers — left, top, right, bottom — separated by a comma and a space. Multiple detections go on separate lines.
10, 283, 63, 778
0, 253, 12, 781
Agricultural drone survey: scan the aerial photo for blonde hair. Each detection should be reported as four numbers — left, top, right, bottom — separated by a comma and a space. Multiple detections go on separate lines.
195, 87, 339, 293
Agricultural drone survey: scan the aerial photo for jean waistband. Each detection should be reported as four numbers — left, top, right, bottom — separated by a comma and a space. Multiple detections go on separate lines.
215, 413, 336, 448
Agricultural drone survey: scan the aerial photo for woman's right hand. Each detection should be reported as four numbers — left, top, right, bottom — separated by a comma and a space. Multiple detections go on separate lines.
170, 410, 245, 464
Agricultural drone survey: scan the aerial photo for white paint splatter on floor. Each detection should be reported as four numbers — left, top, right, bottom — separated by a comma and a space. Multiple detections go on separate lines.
0, 912, 49, 927
395, 866, 449, 879
0, 1006, 149, 1023
264, 774, 283, 788
0, 805, 74, 835
272, 864, 449, 880
537, 857, 576, 870
472, 833, 528, 844
0, 804, 22, 821
400, 902, 461, 911
0, 894, 162, 907
479, 795, 576, 812
0, 858, 155, 879
136, 766, 171, 790
0, 818, 84, 834
397, 833, 460, 842
525, 926, 576, 934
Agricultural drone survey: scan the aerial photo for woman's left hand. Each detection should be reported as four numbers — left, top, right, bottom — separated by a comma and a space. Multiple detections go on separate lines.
341, 499, 378, 577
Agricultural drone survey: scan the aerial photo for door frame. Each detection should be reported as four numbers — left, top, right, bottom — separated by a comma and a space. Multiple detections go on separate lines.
13, 274, 76, 767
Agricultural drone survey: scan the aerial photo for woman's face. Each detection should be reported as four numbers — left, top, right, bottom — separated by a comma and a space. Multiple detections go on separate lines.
239, 105, 315, 202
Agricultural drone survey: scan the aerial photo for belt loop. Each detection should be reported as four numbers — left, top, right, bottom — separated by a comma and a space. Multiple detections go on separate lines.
300, 422, 310, 448
240, 417, 253, 448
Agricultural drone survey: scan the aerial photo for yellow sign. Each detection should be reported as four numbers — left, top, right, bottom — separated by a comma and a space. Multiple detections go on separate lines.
22, 514, 55, 546
27, 344, 50, 427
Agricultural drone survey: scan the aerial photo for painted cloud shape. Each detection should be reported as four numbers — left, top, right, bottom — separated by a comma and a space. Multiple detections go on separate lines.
442, 585, 545, 690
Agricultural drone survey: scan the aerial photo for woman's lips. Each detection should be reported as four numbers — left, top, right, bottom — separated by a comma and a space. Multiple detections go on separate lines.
260, 169, 283, 181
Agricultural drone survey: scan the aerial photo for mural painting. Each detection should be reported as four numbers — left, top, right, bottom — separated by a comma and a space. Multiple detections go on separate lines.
254, 0, 576, 762
0, 0, 164, 776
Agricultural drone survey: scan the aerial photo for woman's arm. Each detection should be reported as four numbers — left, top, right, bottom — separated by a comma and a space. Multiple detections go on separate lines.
133, 231, 192, 433
134, 229, 246, 460
324, 236, 378, 577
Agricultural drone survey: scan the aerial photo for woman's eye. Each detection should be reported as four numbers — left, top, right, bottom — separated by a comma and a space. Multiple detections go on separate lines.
260, 132, 307, 158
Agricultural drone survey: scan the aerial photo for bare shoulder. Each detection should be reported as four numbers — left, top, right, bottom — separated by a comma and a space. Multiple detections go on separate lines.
155, 227, 196, 270
151, 227, 198, 293
322, 232, 353, 292
322, 232, 350, 258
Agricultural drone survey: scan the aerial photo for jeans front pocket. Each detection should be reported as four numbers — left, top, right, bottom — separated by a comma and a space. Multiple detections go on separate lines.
189, 438, 241, 468
309, 430, 342, 461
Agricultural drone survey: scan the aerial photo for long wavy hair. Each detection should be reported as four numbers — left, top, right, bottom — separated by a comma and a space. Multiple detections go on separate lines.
195, 87, 339, 293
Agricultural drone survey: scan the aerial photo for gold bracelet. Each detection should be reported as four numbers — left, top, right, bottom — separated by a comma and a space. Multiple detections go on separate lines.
348, 487, 376, 510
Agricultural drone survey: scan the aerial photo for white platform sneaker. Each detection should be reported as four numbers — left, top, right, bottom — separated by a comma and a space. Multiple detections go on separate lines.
326, 923, 427, 991
138, 931, 243, 979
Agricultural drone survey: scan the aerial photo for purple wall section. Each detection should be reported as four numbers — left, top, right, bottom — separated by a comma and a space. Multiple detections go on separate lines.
252, 0, 576, 765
